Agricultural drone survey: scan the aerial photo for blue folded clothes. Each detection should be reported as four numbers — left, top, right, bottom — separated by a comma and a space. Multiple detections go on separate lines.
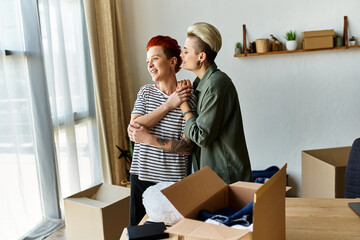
198, 201, 253, 227
252, 166, 279, 180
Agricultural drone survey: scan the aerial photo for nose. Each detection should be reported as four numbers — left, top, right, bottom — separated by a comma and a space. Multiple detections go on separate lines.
148, 60, 153, 69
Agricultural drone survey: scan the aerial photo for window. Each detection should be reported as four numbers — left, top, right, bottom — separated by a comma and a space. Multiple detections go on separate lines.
0, 0, 101, 238
38, 0, 102, 199
0, 1, 43, 238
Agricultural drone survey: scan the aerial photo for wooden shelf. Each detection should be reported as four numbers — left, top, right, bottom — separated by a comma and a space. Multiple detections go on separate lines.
234, 45, 360, 57
236, 17, 360, 58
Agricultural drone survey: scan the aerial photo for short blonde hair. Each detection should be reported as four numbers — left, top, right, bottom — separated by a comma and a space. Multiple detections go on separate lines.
187, 22, 222, 53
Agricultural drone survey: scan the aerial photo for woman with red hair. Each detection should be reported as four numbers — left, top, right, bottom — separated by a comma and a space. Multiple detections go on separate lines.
127, 35, 197, 225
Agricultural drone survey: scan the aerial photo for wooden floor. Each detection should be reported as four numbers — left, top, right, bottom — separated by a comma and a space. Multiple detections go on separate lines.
45, 226, 66, 240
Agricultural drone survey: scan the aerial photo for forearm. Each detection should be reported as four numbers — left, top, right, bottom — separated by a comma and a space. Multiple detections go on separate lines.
131, 103, 171, 129
179, 102, 194, 122
145, 134, 194, 155
133, 85, 192, 128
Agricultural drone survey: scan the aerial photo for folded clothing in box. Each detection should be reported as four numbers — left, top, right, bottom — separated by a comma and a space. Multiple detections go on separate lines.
198, 201, 253, 227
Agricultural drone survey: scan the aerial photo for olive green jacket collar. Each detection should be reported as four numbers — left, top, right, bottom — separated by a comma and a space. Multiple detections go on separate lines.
193, 63, 218, 92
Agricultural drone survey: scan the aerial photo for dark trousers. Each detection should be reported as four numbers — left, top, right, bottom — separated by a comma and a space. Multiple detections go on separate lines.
129, 174, 156, 226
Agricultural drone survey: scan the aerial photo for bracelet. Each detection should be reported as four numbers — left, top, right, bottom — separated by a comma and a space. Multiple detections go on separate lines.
183, 110, 192, 116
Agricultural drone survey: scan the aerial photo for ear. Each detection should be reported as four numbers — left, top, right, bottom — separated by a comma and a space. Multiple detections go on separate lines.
170, 56, 177, 66
199, 52, 207, 61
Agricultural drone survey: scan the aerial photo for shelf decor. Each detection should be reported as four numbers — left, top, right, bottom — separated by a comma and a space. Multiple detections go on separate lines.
236, 16, 359, 58
285, 30, 298, 51
349, 36, 356, 46
302, 29, 334, 50
255, 38, 270, 53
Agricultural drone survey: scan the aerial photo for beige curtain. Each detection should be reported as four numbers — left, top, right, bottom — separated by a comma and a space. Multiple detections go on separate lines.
83, 0, 133, 185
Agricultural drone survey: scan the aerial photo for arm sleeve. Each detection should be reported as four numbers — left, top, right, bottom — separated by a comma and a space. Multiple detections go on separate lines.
184, 92, 225, 147
188, 93, 198, 114
131, 85, 148, 115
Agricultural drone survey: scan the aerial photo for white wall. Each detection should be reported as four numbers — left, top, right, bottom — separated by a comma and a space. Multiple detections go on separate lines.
121, 0, 360, 196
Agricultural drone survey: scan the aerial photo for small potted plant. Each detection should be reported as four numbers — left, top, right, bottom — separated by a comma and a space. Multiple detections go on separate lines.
349, 36, 356, 46
284, 30, 297, 51
235, 42, 242, 55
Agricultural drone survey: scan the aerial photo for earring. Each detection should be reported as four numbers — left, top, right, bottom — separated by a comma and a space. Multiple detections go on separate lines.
170, 67, 174, 71
197, 60, 203, 69
197, 60, 201, 65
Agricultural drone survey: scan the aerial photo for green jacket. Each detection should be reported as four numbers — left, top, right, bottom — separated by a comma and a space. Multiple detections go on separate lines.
184, 63, 253, 184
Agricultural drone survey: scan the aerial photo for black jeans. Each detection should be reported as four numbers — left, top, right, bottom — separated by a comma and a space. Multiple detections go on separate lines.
129, 174, 156, 226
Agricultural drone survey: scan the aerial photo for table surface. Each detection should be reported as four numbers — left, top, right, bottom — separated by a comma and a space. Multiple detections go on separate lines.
120, 197, 360, 240
286, 197, 360, 240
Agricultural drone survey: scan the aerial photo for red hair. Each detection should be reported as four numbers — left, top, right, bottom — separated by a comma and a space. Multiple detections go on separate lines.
146, 35, 182, 73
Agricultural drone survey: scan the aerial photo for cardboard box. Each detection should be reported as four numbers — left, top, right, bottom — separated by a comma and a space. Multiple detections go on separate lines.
64, 183, 130, 240
302, 29, 334, 50
161, 164, 287, 240
302, 146, 351, 198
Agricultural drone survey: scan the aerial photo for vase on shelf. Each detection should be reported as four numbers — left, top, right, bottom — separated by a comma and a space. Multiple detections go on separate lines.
334, 36, 343, 47
235, 47, 242, 55
286, 40, 298, 51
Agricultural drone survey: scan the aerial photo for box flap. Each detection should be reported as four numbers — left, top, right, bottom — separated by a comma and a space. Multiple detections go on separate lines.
230, 181, 262, 189
252, 164, 287, 240
65, 197, 109, 208
302, 151, 336, 198
302, 29, 334, 37
302, 147, 350, 166
228, 181, 291, 210
65, 183, 102, 199
229, 182, 262, 209
165, 218, 251, 240
93, 183, 130, 204
161, 166, 228, 219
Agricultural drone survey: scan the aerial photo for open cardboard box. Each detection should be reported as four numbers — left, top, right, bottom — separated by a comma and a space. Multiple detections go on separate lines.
302, 146, 351, 198
64, 183, 130, 240
161, 164, 287, 240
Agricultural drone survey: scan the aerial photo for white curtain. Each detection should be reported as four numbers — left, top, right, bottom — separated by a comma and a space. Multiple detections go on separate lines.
38, 0, 102, 199
0, 0, 102, 238
0, 1, 44, 239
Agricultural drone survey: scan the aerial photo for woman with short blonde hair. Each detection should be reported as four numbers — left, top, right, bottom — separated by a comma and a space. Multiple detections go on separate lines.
186, 22, 222, 64
178, 22, 253, 184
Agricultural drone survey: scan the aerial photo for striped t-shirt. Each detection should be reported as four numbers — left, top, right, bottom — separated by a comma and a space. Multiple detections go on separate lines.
130, 84, 197, 182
